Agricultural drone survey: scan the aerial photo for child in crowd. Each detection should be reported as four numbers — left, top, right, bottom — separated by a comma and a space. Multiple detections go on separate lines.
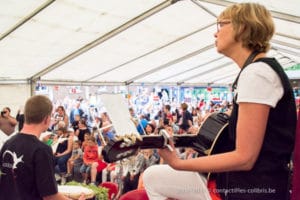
79, 136, 98, 184
81, 132, 91, 151
66, 140, 83, 178
90, 150, 108, 185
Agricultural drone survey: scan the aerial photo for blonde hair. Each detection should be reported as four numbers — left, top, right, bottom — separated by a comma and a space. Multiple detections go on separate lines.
181, 103, 188, 111
218, 3, 274, 52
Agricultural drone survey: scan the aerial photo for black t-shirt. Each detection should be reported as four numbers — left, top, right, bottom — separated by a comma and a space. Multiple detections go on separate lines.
71, 121, 79, 132
78, 128, 91, 143
179, 111, 193, 131
0, 133, 58, 200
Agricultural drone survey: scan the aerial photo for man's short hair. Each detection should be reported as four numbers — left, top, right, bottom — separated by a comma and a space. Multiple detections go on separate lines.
181, 103, 188, 111
24, 95, 53, 124
165, 105, 171, 111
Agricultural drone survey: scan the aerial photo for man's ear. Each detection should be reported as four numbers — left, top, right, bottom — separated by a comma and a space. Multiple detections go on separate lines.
44, 115, 51, 125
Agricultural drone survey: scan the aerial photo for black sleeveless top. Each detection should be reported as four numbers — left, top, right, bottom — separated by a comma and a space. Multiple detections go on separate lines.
215, 58, 297, 200
56, 137, 69, 154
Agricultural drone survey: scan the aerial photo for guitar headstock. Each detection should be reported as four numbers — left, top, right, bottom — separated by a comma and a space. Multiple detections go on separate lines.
102, 134, 143, 163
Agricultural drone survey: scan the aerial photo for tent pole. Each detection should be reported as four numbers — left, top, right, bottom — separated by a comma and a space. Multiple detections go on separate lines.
30, 79, 37, 96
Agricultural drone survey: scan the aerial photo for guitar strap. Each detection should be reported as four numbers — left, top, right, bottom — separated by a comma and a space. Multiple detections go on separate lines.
229, 50, 261, 147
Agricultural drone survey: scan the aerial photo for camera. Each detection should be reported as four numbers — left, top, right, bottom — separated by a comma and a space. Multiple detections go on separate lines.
1, 111, 7, 117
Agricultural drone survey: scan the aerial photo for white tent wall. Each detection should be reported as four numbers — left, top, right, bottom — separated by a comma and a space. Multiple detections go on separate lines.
0, 0, 299, 87
0, 84, 31, 117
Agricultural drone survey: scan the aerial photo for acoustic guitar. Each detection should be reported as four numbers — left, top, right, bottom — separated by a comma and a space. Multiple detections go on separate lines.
102, 112, 229, 163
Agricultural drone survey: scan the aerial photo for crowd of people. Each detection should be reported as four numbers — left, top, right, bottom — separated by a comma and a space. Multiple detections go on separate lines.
43, 97, 231, 198
0, 93, 231, 199
0, 78, 298, 200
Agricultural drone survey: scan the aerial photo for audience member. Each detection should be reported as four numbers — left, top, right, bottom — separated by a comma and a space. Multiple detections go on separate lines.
66, 140, 83, 178
90, 151, 108, 185
54, 127, 73, 184
177, 102, 193, 133
40, 131, 53, 146
69, 100, 84, 125
75, 118, 91, 144
16, 105, 25, 131
100, 120, 115, 141
80, 136, 99, 184
0, 95, 85, 200
0, 106, 17, 136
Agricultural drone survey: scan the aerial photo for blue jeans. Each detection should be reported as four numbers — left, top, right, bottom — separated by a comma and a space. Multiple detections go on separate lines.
55, 153, 72, 174
80, 163, 92, 174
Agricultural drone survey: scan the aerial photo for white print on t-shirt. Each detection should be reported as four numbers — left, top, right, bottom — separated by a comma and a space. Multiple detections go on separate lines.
2, 150, 24, 169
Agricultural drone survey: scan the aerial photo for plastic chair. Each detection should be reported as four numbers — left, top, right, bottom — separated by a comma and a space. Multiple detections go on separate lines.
99, 182, 118, 200
119, 189, 149, 200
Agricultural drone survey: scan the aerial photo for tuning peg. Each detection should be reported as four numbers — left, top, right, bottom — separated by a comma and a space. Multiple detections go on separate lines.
160, 129, 174, 152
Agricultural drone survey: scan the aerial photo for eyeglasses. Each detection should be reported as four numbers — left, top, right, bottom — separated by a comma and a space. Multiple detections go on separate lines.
217, 21, 231, 31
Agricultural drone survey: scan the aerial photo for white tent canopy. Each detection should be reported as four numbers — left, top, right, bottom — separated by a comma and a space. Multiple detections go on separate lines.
0, 0, 299, 88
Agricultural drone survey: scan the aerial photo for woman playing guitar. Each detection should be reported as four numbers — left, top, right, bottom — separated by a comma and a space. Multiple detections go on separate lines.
143, 3, 297, 200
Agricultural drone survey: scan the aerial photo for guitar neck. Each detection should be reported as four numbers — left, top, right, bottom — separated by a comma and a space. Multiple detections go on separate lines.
102, 112, 229, 163
138, 135, 165, 149
140, 134, 207, 155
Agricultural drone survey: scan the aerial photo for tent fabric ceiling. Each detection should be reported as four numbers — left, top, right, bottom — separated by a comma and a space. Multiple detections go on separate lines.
0, 0, 299, 87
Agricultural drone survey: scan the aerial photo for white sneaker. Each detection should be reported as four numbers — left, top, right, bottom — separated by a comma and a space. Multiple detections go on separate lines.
55, 173, 61, 181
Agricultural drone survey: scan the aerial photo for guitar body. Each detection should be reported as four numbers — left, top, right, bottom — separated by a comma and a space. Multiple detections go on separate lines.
174, 112, 229, 156
102, 112, 229, 163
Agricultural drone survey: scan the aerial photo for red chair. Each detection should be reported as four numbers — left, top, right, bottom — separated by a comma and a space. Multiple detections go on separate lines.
99, 182, 119, 200
119, 189, 149, 200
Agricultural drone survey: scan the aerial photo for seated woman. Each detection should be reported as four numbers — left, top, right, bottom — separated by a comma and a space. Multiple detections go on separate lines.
52, 106, 69, 131
75, 118, 91, 144
54, 127, 73, 184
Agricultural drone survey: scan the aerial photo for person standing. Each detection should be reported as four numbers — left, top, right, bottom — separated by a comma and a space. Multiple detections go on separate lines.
52, 106, 69, 131
69, 100, 84, 125
177, 103, 193, 134
0, 106, 17, 136
0, 95, 85, 200
0, 107, 18, 149
143, 3, 296, 200
16, 106, 25, 132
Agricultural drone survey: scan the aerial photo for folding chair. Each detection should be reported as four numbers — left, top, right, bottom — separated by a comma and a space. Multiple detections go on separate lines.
119, 189, 149, 200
